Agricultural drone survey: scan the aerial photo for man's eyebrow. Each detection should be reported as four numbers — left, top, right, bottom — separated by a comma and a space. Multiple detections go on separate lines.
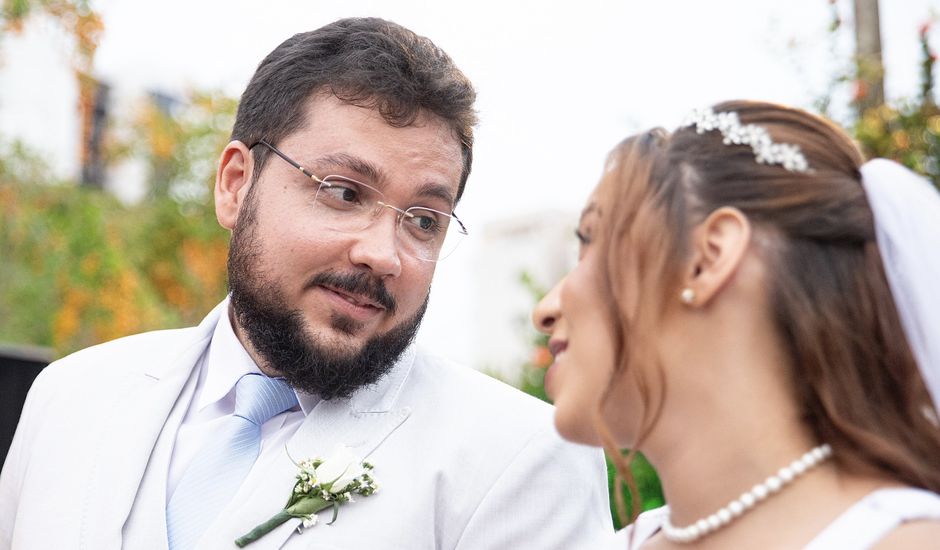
414, 182, 456, 210
311, 153, 384, 184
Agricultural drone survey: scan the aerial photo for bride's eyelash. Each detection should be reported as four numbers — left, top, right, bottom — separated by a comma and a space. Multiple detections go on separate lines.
575, 229, 590, 245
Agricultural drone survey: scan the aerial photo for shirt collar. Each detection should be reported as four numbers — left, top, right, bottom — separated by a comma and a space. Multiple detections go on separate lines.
197, 296, 318, 414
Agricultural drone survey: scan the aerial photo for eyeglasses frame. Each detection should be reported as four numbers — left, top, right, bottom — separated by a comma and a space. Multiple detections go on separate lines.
247, 139, 469, 261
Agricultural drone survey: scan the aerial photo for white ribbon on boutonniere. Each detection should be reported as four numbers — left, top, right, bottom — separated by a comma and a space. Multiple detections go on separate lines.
235, 445, 379, 547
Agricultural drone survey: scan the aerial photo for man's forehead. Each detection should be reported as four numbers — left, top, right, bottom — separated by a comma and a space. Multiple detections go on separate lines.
300, 92, 458, 143
276, 104, 460, 206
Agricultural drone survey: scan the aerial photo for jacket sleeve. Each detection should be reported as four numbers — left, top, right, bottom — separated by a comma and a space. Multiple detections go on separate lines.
453, 427, 614, 550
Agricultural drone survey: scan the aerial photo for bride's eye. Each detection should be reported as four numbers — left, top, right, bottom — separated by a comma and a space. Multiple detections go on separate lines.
575, 228, 592, 259
575, 229, 591, 245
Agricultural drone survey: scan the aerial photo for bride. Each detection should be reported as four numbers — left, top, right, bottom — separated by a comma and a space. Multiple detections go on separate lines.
533, 100, 940, 548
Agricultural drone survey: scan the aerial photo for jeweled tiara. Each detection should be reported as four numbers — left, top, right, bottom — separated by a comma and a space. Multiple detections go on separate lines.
681, 107, 811, 173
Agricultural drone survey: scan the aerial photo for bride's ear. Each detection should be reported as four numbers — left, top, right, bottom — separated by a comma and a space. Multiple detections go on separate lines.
680, 207, 751, 307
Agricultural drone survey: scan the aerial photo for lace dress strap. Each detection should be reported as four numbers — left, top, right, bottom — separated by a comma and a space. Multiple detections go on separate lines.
804, 488, 940, 549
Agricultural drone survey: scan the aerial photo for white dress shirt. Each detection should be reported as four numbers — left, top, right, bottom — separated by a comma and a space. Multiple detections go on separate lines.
166, 298, 319, 502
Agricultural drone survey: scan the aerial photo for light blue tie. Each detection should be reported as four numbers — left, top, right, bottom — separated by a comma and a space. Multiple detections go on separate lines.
166, 373, 298, 550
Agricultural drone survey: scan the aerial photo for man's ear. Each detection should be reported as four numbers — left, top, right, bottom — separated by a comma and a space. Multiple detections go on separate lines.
682, 207, 751, 306
215, 141, 254, 230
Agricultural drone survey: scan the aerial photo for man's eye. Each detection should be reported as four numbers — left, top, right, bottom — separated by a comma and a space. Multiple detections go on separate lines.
339, 186, 358, 202
319, 181, 362, 206
407, 214, 441, 233
415, 215, 438, 231
403, 209, 447, 242
320, 181, 360, 202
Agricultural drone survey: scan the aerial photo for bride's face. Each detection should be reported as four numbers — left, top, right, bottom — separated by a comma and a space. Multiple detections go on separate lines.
532, 192, 620, 445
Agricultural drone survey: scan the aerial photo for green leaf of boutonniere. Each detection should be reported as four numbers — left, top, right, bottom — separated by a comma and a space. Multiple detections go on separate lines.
235, 446, 378, 547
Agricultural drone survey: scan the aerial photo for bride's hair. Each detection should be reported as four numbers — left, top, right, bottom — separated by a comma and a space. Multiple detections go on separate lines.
595, 100, 940, 524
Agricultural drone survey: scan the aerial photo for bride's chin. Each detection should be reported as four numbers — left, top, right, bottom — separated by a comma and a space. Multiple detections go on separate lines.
553, 406, 604, 447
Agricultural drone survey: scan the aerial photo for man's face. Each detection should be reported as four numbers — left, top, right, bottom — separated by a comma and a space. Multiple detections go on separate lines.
222, 94, 463, 398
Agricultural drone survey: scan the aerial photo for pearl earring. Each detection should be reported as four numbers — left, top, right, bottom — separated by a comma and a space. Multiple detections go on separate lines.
680, 288, 696, 305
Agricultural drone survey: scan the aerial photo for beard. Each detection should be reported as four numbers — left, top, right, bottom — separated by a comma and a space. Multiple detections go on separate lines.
226, 189, 428, 401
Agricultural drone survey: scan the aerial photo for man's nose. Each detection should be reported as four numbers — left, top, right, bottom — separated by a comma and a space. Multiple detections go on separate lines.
346, 208, 403, 278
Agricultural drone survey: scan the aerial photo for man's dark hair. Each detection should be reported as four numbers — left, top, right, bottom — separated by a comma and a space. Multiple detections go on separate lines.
232, 17, 477, 202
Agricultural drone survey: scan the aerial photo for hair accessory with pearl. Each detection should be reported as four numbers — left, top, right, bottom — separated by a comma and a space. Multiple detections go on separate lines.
662, 443, 832, 544
681, 107, 811, 173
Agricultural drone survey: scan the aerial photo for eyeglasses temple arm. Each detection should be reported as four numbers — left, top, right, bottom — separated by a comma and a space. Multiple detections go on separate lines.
451, 212, 469, 236
252, 139, 322, 183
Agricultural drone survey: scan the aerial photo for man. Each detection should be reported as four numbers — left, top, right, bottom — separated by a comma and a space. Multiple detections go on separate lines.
0, 17, 612, 550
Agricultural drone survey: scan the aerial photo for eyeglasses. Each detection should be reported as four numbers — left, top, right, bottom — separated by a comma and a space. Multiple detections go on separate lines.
249, 140, 468, 262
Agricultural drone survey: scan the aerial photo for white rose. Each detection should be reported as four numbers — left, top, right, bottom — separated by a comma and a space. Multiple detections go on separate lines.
315, 445, 364, 493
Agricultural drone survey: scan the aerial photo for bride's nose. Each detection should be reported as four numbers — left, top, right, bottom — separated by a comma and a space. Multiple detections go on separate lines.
532, 277, 565, 334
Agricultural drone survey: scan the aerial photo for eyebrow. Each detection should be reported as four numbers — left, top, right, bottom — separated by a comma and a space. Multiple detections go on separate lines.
580, 203, 599, 222
311, 153, 384, 184
414, 182, 456, 211
311, 153, 456, 210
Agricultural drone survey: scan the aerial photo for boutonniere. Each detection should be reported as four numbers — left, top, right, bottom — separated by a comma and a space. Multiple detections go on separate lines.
235, 445, 378, 547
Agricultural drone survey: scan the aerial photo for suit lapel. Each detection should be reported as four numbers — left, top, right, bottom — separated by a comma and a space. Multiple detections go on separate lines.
80, 302, 225, 550
200, 346, 418, 550
121, 357, 202, 550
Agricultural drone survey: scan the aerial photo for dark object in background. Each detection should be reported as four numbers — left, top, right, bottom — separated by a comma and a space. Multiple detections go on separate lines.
80, 78, 111, 188
0, 345, 50, 467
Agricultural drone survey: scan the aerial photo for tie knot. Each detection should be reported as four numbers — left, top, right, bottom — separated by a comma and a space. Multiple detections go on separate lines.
233, 373, 298, 426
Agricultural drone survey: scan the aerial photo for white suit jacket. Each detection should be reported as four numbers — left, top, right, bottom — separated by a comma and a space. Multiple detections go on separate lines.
0, 302, 612, 549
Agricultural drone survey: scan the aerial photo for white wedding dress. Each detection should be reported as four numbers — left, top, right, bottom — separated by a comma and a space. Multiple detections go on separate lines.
615, 488, 940, 549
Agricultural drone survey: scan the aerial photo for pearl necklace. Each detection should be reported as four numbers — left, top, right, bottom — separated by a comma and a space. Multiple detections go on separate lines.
662, 443, 832, 544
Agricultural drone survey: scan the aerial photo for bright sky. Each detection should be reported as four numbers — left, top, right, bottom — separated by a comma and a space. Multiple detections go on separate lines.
2, 0, 937, 366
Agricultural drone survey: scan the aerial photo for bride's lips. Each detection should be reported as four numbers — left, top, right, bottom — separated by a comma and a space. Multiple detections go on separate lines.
318, 284, 385, 321
544, 339, 568, 397
548, 339, 567, 357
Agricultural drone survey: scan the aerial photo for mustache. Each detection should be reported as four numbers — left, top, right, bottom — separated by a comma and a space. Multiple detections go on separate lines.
308, 270, 397, 314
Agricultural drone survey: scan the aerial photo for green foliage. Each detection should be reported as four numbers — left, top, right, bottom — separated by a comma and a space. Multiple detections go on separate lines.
850, 23, 940, 189
0, 88, 236, 356
1, 0, 31, 21
854, 101, 940, 188
816, 13, 940, 190
608, 453, 665, 531
851, 20, 940, 188
1, 0, 103, 74
1, 140, 164, 352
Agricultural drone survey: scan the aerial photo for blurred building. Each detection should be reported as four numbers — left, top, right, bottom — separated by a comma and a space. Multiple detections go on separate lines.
471, 210, 577, 384
0, 21, 80, 179
0, 20, 167, 204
